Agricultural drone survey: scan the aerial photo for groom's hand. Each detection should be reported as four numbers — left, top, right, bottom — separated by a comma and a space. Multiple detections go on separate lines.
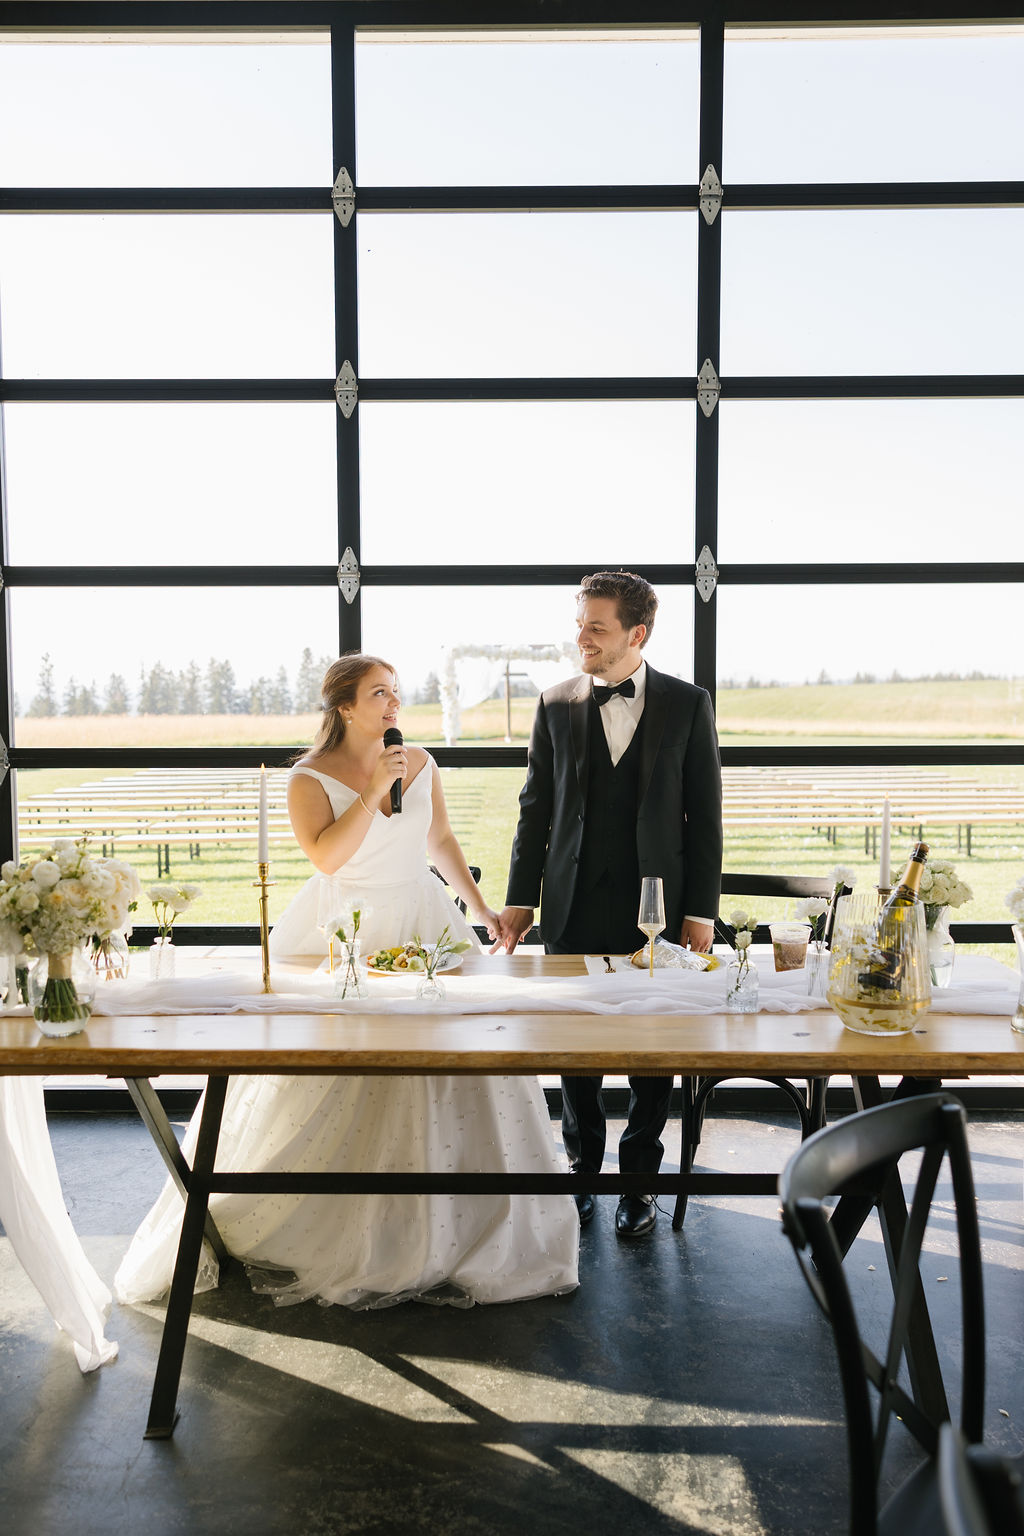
491, 906, 535, 953
680, 918, 714, 954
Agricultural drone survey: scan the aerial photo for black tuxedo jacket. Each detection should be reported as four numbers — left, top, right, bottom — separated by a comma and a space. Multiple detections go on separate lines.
505, 664, 723, 947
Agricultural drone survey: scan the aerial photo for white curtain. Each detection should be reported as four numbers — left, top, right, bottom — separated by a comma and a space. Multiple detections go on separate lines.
0, 1077, 118, 1372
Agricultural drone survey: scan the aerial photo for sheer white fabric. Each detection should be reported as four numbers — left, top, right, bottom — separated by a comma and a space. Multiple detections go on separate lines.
0, 1077, 118, 1371
115, 759, 579, 1311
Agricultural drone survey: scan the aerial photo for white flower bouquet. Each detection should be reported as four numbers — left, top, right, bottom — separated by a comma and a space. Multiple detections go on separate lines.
0, 839, 141, 1024
889, 857, 972, 927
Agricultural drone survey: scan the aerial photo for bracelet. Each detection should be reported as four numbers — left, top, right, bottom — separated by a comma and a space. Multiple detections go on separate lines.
356, 793, 374, 819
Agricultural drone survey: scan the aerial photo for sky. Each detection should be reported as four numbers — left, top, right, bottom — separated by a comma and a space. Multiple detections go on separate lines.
1, 23, 1023, 709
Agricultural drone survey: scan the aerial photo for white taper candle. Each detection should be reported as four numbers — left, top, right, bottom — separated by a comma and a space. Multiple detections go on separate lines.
258, 765, 269, 864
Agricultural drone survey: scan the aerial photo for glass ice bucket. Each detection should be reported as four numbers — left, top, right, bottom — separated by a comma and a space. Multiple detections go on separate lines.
826, 892, 932, 1036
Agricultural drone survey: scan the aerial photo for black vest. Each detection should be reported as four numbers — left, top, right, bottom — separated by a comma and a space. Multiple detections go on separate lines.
576, 699, 644, 896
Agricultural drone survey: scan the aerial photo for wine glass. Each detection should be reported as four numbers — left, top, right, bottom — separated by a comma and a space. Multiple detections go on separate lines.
316, 875, 345, 973
637, 876, 666, 978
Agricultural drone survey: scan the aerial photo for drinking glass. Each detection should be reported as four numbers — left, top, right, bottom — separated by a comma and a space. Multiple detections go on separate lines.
637, 876, 666, 977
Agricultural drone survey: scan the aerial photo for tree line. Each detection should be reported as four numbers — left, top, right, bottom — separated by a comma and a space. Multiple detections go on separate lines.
24, 649, 337, 718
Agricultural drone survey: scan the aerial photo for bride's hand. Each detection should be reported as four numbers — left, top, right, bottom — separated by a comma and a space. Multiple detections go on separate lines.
366, 740, 407, 804
473, 905, 501, 943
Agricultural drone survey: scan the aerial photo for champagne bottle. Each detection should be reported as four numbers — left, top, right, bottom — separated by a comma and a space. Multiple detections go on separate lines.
858, 841, 929, 992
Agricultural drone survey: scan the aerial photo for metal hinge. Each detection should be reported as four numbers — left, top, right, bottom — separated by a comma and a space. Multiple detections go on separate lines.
332, 167, 355, 227
699, 164, 722, 225
695, 546, 719, 603
697, 359, 721, 418
334, 361, 358, 419
338, 547, 360, 604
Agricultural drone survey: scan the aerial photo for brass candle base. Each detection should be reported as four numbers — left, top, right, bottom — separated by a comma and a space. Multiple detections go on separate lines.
254, 861, 276, 993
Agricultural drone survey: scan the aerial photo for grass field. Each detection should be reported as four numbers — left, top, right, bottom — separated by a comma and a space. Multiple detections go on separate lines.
12, 676, 1024, 941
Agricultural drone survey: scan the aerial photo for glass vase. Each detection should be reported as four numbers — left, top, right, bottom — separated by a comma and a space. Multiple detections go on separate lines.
149, 937, 176, 981
91, 931, 131, 982
333, 941, 367, 1001
827, 893, 931, 1036
1012, 925, 1024, 1036
926, 905, 956, 989
725, 957, 759, 1013
806, 944, 831, 999
28, 949, 96, 1038
416, 967, 447, 1004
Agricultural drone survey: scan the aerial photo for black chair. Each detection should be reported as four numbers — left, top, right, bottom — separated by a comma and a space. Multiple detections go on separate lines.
430, 863, 481, 916
780, 1093, 985, 1536
672, 871, 840, 1230
938, 1425, 1024, 1536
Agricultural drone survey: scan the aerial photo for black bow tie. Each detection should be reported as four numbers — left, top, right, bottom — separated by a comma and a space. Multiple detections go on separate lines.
593, 677, 636, 707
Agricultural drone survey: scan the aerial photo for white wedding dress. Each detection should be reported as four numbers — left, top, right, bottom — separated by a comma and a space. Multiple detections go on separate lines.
115, 759, 579, 1311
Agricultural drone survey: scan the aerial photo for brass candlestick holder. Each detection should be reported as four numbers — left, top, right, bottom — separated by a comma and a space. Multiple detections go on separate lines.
254, 861, 276, 993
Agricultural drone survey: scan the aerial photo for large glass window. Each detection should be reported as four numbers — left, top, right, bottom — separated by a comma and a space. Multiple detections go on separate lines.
0, 215, 335, 379
724, 24, 1024, 183
357, 212, 697, 377
355, 28, 700, 185
721, 209, 1024, 376
717, 400, 1024, 563
4, 404, 338, 564
359, 402, 694, 565
0, 35, 333, 186
1, 9, 1021, 957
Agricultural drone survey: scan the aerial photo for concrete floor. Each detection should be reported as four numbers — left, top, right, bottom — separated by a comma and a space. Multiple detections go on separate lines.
2, 1101, 1023, 1536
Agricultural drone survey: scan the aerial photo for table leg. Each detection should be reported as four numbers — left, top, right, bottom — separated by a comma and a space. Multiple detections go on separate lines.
123, 1077, 229, 1265
145, 1074, 228, 1440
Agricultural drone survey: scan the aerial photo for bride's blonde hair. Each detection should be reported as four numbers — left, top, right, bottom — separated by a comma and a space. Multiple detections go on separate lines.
311, 653, 397, 755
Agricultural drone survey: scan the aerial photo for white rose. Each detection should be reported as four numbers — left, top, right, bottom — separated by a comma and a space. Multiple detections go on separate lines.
735, 930, 752, 951
729, 909, 748, 928
31, 860, 62, 890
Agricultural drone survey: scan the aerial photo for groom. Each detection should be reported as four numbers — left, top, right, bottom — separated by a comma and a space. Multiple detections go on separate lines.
496, 571, 723, 1238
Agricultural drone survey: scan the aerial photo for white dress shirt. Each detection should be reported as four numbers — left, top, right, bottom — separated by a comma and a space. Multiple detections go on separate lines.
591, 659, 713, 932
592, 659, 646, 767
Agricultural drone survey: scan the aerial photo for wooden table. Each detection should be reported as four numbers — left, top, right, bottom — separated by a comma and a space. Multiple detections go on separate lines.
1, 950, 1019, 1439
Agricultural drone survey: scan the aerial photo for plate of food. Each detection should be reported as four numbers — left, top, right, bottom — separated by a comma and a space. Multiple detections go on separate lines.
626, 946, 720, 972
365, 942, 464, 976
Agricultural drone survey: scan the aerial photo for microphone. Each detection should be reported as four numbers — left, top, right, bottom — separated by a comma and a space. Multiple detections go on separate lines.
383, 726, 403, 814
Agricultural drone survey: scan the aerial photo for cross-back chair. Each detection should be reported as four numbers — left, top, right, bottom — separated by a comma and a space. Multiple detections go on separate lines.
780, 1093, 985, 1536
938, 1424, 1024, 1536
672, 870, 841, 1229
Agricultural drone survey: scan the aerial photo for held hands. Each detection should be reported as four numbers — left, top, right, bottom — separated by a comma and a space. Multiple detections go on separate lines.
489, 906, 535, 954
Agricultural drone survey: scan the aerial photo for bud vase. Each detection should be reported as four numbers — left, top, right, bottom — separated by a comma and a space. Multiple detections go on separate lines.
334, 941, 366, 1001
926, 905, 956, 988
149, 938, 176, 981
1012, 925, 1024, 1036
725, 958, 759, 1013
806, 944, 831, 999
91, 930, 131, 982
29, 949, 96, 1038
416, 967, 447, 1004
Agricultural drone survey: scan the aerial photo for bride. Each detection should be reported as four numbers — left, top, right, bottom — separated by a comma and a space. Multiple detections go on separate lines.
115, 654, 578, 1311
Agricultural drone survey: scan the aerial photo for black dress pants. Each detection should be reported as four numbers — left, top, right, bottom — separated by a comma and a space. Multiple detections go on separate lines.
547, 875, 674, 1178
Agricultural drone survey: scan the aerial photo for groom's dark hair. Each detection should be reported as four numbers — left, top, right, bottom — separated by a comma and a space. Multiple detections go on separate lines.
577, 571, 657, 646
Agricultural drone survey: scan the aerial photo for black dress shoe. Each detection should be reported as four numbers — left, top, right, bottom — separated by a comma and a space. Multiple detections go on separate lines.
615, 1194, 656, 1239
574, 1190, 596, 1225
